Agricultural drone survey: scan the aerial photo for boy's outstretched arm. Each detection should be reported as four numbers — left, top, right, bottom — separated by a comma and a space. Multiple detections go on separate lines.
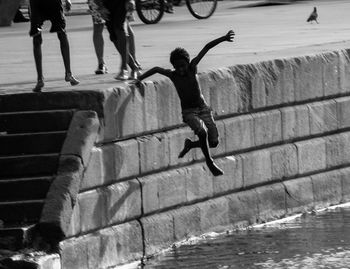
191, 30, 235, 67
138, 66, 170, 81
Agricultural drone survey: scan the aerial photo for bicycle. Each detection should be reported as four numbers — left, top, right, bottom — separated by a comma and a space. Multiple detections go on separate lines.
135, 0, 217, 24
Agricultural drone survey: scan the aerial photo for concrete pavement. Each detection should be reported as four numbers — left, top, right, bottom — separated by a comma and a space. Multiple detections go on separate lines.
0, 0, 349, 93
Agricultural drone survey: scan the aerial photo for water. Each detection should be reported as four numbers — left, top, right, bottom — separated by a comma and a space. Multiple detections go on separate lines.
142, 205, 350, 269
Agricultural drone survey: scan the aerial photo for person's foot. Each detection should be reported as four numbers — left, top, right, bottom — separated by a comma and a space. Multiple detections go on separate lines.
130, 69, 142, 80
95, 64, 108, 75
178, 138, 192, 158
114, 69, 129, 81
206, 160, 224, 176
33, 79, 44, 92
165, 3, 174, 13
65, 73, 80, 86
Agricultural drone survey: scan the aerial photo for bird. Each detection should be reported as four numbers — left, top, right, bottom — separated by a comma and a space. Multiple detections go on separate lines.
307, 7, 318, 24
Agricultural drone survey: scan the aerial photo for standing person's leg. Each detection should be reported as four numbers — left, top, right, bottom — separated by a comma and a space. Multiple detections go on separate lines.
93, 23, 107, 74
127, 22, 142, 79
32, 34, 44, 92
56, 31, 79, 85
29, 0, 44, 92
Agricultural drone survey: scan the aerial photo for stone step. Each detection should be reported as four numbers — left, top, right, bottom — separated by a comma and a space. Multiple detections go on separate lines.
0, 200, 44, 224
0, 225, 34, 251
0, 154, 59, 179
0, 109, 74, 134
0, 177, 53, 202
0, 131, 66, 156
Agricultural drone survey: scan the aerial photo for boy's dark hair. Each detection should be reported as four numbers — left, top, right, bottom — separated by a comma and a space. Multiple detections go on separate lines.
170, 47, 190, 65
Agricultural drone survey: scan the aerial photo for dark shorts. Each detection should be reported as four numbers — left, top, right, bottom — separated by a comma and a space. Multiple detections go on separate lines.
182, 106, 219, 144
29, 0, 66, 37
104, 0, 128, 41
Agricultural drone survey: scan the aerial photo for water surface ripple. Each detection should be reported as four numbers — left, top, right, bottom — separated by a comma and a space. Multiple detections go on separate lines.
143, 206, 350, 268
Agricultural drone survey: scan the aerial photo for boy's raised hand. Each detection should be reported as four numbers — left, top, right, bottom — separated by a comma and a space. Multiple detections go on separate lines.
225, 30, 235, 42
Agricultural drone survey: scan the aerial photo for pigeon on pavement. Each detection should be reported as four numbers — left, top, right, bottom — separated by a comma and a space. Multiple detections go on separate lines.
307, 7, 319, 24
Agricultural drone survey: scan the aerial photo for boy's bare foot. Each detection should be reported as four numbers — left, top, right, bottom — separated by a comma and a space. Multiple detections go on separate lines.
65, 73, 80, 86
33, 79, 44, 92
178, 138, 192, 158
206, 160, 224, 176
115, 69, 129, 81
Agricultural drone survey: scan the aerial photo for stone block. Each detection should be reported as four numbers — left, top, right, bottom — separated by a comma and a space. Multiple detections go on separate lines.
141, 212, 174, 257
200, 68, 240, 116
173, 205, 201, 241
339, 49, 350, 94
322, 52, 341, 96
97, 228, 118, 268
113, 139, 140, 181
78, 190, 107, 233
80, 147, 104, 191
230, 64, 253, 113
199, 196, 230, 233
339, 167, 350, 202
308, 100, 338, 135
281, 105, 310, 141
294, 55, 324, 101
60, 237, 89, 269
61, 111, 100, 167
227, 189, 259, 227
155, 78, 182, 129
336, 96, 350, 129
141, 81, 158, 132
283, 177, 314, 215
253, 110, 282, 146
241, 149, 272, 187
295, 138, 326, 174
262, 60, 283, 107
325, 132, 350, 168
223, 114, 254, 152
105, 179, 142, 225
66, 202, 80, 237
213, 156, 243, 195
168, 127, 195, 166
274, 59, 295, 104
270, 144, 298, 180
158, 169, 187, 209
139, 174, 160, 215
311, 170, 343, 209
185, 163, 213, 202
138, 133, 170, 174
113, 221, 144, 264
100, 144, 116, 184
103, 87, 142, 140
256, 183, 286, 223
251, 68, 267, 109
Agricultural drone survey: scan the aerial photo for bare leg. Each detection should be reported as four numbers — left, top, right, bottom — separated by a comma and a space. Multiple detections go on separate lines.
127, 23, 141, 68
33, 34, 44, 92
93, 23, 105, 66
57, 31, 79, 85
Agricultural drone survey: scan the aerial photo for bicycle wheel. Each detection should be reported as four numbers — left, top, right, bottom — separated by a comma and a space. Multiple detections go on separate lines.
136, 0, 165, 24
186, 0, 217, 19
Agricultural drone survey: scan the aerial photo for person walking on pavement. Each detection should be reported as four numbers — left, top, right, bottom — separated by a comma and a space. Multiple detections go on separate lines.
29, 0, 79, 92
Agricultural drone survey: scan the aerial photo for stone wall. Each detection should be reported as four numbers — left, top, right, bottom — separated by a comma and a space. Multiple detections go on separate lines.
60, 49, 350, 268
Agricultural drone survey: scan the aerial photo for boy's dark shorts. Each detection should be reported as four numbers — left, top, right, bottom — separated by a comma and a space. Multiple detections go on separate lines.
104, 0, 128, 40
29, 0, 66, 37
182, 105, 219, 144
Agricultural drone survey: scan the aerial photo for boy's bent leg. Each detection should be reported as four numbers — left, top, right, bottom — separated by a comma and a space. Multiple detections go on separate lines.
178, 138, 197, 158
32, 34, 44, 92
197, 129, 223, 176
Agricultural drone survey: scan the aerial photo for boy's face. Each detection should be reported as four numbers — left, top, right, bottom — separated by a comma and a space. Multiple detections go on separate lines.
173, 58, 189, 76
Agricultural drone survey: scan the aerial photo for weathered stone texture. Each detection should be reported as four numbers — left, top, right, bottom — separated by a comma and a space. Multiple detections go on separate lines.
325, 132, 350, 168
253, 110, 282, 146
173, 205, 201, 241
223, 114, 254, 152
270, 144, 298, 180
311, 170, 343, 209
256, 183, 286, 223
283, 177, 314, 215
295, 138, 326, 174
322, 52, 341, 96
113, 139, 140, 180
80, 147, 103, 190
199, 197, 230, 233
281, 105, 310, 141
308, 100, 338, 134
241, 149, 272, 187
336, 96, 350, 129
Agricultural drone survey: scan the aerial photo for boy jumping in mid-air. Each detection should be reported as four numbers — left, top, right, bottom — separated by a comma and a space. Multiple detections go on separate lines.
29, 0, 79, 92
133, 30, 235, 176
